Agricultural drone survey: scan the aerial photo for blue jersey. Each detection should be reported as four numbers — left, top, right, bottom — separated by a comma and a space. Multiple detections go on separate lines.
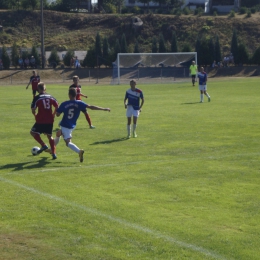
125, 88, 144, 110
197, 72, 207, 85
57, 100, 87, 129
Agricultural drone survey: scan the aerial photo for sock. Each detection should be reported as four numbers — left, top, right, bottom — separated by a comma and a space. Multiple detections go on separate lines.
127, 125, 131, 135
205, 92, 210, 98
200, 94, 203, 102
85, 113, 92, 127
49, 138, 56, 154
133, 124, 137, 133
33, 134, 45, 147
54, 136, 60, 146
68, 142, 80, 153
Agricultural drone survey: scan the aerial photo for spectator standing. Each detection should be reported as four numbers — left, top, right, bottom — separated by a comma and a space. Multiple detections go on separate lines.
30, 56, 36, 68
75, 56, 80, 69
24, 57, 30, 69
18, 57, 24, 69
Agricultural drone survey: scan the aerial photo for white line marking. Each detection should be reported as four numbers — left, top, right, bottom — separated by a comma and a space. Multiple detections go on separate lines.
0, 176, 229, 260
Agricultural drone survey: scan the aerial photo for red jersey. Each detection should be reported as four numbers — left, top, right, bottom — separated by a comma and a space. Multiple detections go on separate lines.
30, 75, 41, 90
31, 93, 58, 124
69, 84, 82, 100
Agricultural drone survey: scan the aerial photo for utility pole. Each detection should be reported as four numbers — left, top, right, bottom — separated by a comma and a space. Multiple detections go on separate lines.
41, 0, 45, 69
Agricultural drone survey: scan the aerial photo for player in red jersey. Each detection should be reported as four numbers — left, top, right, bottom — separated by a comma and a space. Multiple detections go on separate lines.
26, 70, 40, 98
69, 75, 95, 129
30, 82, 59, 159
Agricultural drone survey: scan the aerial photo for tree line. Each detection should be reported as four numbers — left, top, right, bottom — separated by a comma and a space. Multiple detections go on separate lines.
1, 28, 260, 69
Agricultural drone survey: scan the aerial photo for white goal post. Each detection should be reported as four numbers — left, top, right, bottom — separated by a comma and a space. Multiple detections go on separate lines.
112, 52, 197, 85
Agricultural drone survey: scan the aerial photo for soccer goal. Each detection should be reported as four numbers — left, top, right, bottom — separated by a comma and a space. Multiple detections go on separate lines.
111, 52, 197, 85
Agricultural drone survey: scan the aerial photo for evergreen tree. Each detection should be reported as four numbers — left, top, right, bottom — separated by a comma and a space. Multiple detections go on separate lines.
121, 33, 128, 53
30, 45, 40, 67
1, 46, 11, 69
95, 32, 102, 58
152, 36, 158, 53
170, 31, 178, 52
114, 39, 121, 58
82, 47, 96, 68
63, 49, 74, 67
181, 43, 191, 52
48, 48, 60, 68
195, 37, 202, 65
214, 35, 222, 63
11, 42, 20, 68
102, 37, 110, 67
237, 43, 249, 65
251, 46, 260, 65
158, 34, 166, 53
209, 37, 215, 63
134, 40, 140, 53
231, 29, 239, 64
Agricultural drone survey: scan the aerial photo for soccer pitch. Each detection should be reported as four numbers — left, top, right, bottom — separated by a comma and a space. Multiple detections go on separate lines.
0, 78, 260, 260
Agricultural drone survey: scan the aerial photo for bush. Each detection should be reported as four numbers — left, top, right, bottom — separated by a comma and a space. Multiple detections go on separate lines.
239, 7, 247, 14
194, 7, 203, 16
48, 48, 60, 68
182, 7, 190, 15
229, 10, 236, 17
246, 10, 252, 17
250, 7, 257, 13
63, 50, 74, 67
1, 46, 11, 69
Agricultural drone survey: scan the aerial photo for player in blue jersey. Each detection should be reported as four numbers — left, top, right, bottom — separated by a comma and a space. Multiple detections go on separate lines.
55, 88, 110, 162
197, 67, 210, 103
124, 79, 144, 138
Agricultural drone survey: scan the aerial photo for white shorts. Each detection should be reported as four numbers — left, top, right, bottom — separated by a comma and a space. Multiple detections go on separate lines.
60, 126, 73, 140
126, 105, 140, 118
199, 84, 207, 91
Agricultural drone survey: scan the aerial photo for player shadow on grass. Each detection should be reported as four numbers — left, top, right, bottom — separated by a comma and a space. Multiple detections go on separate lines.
0, 157, 61, 172
90, 137, 129, 145
181, 102, 202, 105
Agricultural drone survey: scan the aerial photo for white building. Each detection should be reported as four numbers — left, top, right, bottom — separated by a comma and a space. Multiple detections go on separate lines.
124, 0, 240, 13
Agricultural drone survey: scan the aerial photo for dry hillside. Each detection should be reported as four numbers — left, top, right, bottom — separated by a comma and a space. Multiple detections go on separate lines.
0, 10, 260, 55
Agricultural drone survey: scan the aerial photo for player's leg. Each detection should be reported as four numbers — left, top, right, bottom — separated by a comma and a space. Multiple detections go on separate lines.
203, 90, 210, 102
200, 89, 204, 103
126, 106, 132, 138
84, 111, 95, 129
133, 117, 138, 138
46, 134, 57, 159
54, 129, 62, 146
32, 89, 37, 99
30, 123, 48, 152
192, 75, 195, 86
63, 127, 84, 162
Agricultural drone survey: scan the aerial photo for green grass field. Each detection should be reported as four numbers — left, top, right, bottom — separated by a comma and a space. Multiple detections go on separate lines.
1, 78, 260, 260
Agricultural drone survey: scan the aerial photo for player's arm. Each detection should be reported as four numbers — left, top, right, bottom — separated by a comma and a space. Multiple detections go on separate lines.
80, 93, 88, 98
26, 79, 31, 89
139, 99, 144, 112
124, 97, 128, 108
87, 105, 110, 112
31, 108, 36, 116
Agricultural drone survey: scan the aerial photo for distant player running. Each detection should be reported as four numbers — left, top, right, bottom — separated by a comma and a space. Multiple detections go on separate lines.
55, 88, 110, 162
69, 75, 95, 129
26, 70, 40, 98
197, 67, 210, 103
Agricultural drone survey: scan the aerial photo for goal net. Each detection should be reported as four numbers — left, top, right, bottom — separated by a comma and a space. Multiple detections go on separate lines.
111, 52, 197, 85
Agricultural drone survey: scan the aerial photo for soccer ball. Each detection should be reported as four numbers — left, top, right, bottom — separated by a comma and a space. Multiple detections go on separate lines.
31, 146, 40, 155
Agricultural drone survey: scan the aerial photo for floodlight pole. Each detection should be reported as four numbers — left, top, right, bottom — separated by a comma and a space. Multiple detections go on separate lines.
41, 0, 45, 69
